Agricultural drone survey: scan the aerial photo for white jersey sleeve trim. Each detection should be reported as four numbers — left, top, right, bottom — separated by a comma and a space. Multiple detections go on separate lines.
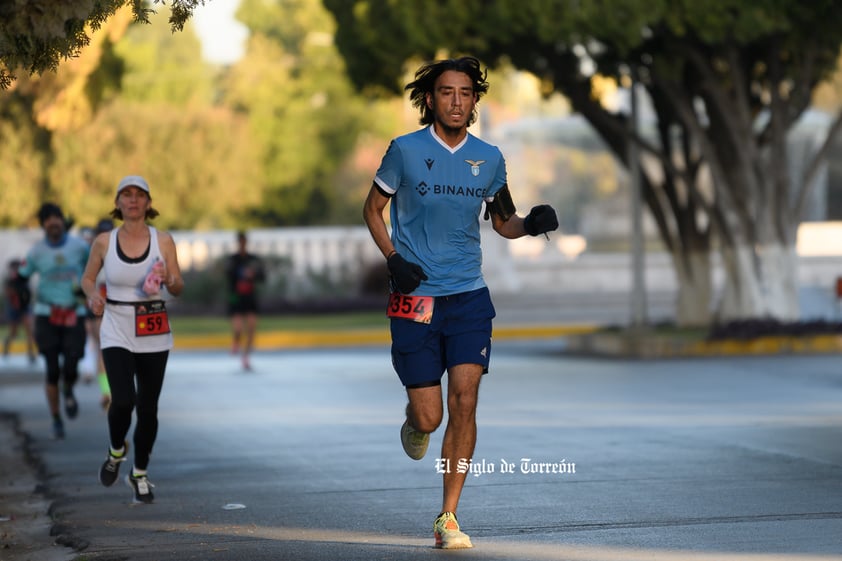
374, 176, 396, 195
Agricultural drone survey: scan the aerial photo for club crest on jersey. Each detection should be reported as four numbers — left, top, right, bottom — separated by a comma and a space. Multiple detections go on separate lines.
465, 159, 485, 177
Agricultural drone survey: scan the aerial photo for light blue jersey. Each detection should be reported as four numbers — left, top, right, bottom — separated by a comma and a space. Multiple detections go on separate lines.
374, 126, 507, 296
19, 233, 89, 316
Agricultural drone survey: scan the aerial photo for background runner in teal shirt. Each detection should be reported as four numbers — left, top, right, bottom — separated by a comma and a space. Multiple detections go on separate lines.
19, 203, 89, 439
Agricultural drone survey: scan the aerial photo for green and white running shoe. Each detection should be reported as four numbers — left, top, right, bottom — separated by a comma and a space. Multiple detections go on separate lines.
400, 419, 429, 460
434, 512, 473, 549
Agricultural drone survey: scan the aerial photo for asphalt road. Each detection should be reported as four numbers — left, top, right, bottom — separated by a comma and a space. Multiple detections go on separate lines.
2, 344, 842, 560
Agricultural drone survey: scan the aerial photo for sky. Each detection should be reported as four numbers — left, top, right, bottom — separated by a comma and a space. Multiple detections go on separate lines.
192, 0, 247, 64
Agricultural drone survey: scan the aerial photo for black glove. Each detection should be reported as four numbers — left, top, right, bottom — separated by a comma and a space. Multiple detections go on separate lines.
523, 204, 559, 237
387, 252, 428, 294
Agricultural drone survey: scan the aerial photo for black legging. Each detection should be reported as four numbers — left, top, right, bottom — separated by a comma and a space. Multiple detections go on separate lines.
42, 350, 80, 389
35, 315, 86, 388
102, 347, 168, 471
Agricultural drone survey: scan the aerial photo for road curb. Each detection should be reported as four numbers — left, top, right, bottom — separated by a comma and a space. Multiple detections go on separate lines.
7, 325, 841, 356
172, 324, 596, 350
564, 331, 842, 358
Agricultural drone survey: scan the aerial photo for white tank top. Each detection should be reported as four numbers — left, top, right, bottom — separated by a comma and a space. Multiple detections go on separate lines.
100, 227, 174, 352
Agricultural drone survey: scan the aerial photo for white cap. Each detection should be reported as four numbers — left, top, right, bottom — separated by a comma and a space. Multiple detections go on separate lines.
116, 175, 150, 196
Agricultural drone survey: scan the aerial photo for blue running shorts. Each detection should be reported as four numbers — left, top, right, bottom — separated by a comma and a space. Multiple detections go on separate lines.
390, 287, 496, 388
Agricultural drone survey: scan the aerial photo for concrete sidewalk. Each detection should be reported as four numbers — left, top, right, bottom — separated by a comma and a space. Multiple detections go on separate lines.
0, 407, 71, 561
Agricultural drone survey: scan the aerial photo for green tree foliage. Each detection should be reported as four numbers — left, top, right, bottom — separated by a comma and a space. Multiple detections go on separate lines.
325, 0, 842, 323
114, 8, 214, 106
0, 4, 262, 230
1, 0, 401, 230
45, 11, 262, 230
0, 99, 47, 226
49, 100, 262, 230
0, 8, 134, 226
224, 0, 386, 225
0, 0, 205, 89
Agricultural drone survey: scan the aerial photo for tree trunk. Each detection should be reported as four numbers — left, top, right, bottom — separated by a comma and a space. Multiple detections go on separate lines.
716, 243, 799, 321
673, 250, 713, 326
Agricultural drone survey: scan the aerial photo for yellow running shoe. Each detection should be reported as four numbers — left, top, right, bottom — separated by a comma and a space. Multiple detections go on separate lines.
434, 512, 473, 549
400, 419, 429, 460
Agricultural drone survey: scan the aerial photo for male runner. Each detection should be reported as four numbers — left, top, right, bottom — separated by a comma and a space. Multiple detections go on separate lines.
363, 56, 558, 548
19, 203, 90, 439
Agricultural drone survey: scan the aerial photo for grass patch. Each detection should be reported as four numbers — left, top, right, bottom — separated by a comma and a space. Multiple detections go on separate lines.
0, 311, 389, 341
169, 311, 388, 335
